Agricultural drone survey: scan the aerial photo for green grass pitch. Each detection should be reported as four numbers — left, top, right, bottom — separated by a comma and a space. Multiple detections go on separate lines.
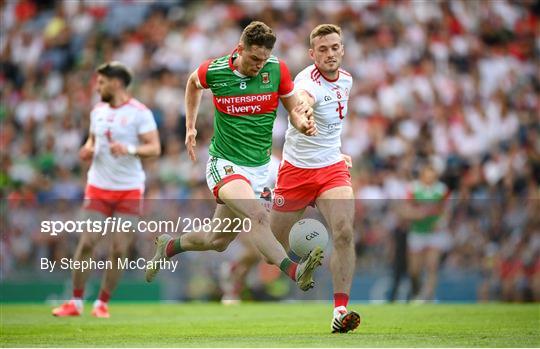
1, 303, 539, 347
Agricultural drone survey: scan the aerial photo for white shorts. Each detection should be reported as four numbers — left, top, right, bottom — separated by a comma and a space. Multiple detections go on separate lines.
206, 156, 270, 201
408, 231, 452, 253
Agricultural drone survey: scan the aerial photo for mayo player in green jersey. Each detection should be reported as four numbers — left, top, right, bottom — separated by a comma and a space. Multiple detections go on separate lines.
399, 164, 451, 302
221, 24, 361, 333
145, 21, 324, 292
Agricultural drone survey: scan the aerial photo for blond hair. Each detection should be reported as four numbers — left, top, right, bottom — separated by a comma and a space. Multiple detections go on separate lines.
309, 24, 342, 47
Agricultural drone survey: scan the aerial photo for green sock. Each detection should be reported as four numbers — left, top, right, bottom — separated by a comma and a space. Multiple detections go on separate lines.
279, 258, 298, 281
166, 238, 184, 257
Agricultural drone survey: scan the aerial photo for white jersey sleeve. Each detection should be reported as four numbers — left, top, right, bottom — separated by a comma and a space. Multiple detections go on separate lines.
137, 108, 157, 134
90, 111, 96, 134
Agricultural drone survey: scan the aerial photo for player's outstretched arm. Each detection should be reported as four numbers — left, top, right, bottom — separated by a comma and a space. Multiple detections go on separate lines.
281, 92, 317, 136
185, 70, 204, 162
295, 89, 316, 108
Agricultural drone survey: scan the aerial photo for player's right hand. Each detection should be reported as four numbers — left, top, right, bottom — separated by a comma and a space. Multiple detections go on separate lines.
185, 128, 198, 162
303, 118, 317, 136
293, 104, 317, 136
79, 145, 94, 162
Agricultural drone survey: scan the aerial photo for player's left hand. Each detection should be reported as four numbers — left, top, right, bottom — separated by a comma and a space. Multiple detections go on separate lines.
341, 153, 353, 168
185, 128, 198, 162
109, 141, 128, 156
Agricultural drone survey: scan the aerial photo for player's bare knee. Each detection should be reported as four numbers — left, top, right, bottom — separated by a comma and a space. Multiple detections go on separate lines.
77, 236, 97, 256
332, 223, 354, 249
333, 233, 353, 250
332, 217, 353, 235
111, 244, 129, 260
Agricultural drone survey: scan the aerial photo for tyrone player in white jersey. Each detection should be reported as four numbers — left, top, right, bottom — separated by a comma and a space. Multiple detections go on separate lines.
272, 24, 359, 333
52, 62, 160, 318
218, 25, 360, 333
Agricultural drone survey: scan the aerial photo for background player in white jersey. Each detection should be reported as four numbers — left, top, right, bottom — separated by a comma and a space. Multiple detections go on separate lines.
52, 62, 160, 318
219, 24, 360, 332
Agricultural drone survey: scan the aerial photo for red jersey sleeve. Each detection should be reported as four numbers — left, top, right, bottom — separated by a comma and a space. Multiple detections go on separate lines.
197, 59, 213, 89
278, 60, 294, 97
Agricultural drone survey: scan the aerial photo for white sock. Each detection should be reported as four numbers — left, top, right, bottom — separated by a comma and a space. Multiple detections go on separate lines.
93, 299, 107, 308
333, 305, 347, 317
71, 298, 83, 310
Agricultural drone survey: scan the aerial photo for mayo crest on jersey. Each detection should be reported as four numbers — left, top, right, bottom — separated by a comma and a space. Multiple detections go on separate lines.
283, 64, 353, 168
88, 98, 157, 190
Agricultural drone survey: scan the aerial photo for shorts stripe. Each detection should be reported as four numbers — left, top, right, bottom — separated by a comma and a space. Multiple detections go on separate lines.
209, 157, 220, 184
211, 157, 222, 182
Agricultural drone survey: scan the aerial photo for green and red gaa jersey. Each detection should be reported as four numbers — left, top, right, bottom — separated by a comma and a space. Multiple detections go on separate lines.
408, 181, 449, 234
197, 49, 294, 167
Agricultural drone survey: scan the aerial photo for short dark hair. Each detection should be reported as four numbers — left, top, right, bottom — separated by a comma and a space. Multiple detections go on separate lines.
96, 61, 132, 87
240, 21, 276, 50
309, 24, 342, 47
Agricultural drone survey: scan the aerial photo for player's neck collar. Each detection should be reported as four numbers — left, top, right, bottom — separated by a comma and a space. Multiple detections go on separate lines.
109, 96, 131, 109
229, 49, 247, 78
315, 64, 340, 82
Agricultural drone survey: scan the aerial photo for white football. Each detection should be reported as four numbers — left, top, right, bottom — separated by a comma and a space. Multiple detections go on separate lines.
289, 218, 329, 258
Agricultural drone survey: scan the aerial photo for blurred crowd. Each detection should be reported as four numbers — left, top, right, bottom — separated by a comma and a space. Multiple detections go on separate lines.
1, 0, 539, 302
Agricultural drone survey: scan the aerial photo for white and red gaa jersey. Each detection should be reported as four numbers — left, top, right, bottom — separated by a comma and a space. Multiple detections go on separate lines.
88, 98, 157, 190
283, 64, 353, 168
